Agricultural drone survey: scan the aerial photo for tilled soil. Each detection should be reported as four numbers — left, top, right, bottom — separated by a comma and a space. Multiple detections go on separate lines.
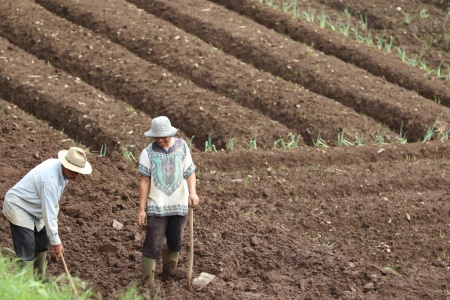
1, 0, 450, 299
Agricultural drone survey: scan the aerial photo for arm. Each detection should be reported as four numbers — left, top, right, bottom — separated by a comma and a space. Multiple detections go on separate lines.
186, 172, 199, 207
183, 141, 199, 207
40, 182, 64, 257
137, 174, 150, 228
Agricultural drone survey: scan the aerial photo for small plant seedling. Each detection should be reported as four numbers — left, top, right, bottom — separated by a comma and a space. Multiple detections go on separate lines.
99, 144, 107, 157
323, 241, 336, 248
437, 251, 446, 261
359, 14, 368, 30
374, 131, 386, 145
301, 7, 316, 22
438, 128, 450, 141
187, 135, 195, 149
282, 0, 298, 16
385, 266, 400, 276
123, 150, 136, 161
274, 133, 301, 149
393, 122, 408, 144
249, 138, 257, 150
243, 176, 250, 188
343, 8, 351, 20
226, 137, 235, 151
313, 133, 329, 148
422, 121, 437, 143
405, 155, 417, 163
126, 104, 135, 113
396, 47, 407, 62
337, 130, 353, 146
403, 12, 415, 24
205, 135, 217, 152
302, 198, 309, 206
419, 9, 429, 19
385, 37, 394, 52
354, 133, 364, 146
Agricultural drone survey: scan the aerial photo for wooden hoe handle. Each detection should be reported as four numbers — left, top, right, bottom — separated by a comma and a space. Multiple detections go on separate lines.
187, 207, 194, 290
61, 254, 79, 297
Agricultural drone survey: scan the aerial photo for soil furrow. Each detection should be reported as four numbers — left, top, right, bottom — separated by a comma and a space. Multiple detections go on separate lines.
200, 153, 450, 294
1, 85, 447, 298
129, 0, 450, 141
2, 0, 450, 299
0, 99, 79, 169
0, 0, 295, 150
312, 0, 450, 67
0, 37, 150, 154
202, 155, 450, 204
210, 0, 450, 107
35, 0, 390, 146
2, 104, 418, 299
0, 99, 304, 299
197, 143, 450, 291
419, 0, 449, 10
197, 141, 450, 172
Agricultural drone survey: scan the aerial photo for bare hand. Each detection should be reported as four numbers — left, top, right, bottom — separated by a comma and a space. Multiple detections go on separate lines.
137, 209, 147, 229
189, 193, 200, 208
53, 244, 64, 257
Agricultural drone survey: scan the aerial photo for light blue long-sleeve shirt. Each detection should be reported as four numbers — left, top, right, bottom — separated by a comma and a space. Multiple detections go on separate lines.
2, 158, 68, 245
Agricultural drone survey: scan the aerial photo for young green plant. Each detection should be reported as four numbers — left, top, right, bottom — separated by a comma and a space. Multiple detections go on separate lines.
422, 120, 437, 143
313, 133, 329, 148
274, 133, 301, 149
249, 138, 257, 150
337, 130, 353, 146
205, 135, 217, 152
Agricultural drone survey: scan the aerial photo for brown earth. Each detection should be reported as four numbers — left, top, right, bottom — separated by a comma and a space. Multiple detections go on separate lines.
1, 0, 450, 299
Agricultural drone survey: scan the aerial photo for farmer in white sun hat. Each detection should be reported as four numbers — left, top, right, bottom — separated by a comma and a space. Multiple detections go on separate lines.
137, 116, 200, 286
2, 147, 92, 278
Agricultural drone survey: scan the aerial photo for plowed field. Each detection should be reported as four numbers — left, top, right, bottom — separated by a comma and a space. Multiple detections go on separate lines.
1, 0, 450, 299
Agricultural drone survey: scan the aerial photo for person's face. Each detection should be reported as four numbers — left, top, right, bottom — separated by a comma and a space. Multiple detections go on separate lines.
154, 136, 171, 148
62, 166, 80, 180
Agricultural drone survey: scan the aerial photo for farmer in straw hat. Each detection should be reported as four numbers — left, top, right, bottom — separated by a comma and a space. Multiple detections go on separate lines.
2, 147, 92, 278
138, 116, 200, 286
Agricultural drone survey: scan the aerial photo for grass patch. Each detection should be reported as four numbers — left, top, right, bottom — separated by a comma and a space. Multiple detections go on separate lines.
0, 248, 157, 300
0, 249, 94, 299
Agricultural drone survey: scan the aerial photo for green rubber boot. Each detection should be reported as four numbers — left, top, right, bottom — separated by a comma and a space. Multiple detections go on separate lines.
161, 245, 180, 280
142, 256, 156, 286
34, 251, 47, 280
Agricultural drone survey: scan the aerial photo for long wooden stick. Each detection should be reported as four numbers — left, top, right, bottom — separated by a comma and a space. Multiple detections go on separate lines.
187, 207, 194, 290
61, 254, 79, 296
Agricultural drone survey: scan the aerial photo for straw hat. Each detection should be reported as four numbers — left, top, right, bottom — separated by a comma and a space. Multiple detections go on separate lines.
144, 116, 178, 138
58, 147, 92, 175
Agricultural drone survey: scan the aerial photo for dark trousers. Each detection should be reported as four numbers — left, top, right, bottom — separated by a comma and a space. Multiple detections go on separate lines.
142, 215, 187, 259
9, 222, 49, 262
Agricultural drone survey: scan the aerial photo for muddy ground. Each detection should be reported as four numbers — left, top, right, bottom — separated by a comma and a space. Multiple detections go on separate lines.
1, 0, 450, 299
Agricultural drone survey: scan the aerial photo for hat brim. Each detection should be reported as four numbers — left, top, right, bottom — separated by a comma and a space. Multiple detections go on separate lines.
58, 150, 93, 175
144, 127, 178, 138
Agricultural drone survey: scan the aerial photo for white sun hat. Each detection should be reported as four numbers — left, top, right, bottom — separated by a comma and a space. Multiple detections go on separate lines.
144, 116, 178, 138
58, 147, 92, 175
